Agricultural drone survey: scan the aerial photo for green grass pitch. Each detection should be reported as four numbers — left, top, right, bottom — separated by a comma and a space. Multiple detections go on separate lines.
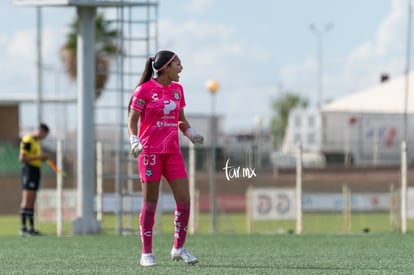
3, 213, 414, 274
2, 233, 414, 274
3, 212, 412, 236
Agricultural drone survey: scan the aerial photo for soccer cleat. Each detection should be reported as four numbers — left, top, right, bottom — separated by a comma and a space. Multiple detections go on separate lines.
140, 253, 157, 267
171, 247, 199, 265
28, 229, 42, 236
20, 229, 42, 237
19, 229, 30, 237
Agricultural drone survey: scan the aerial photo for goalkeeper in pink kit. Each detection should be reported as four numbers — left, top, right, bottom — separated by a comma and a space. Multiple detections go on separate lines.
128, 50, 204, 267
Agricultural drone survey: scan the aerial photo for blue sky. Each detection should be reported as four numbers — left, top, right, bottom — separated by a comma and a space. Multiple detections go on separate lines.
0, 0, 410, 132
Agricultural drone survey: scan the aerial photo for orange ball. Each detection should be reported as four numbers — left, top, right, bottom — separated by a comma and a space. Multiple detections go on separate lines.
206, 80, 220, 94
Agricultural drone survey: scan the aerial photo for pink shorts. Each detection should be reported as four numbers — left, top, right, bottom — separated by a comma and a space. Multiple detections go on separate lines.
137, 153, 188, 183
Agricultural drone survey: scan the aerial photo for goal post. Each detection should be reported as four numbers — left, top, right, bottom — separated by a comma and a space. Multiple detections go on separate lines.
295, 142, 303, 234
56, 139, 64, 236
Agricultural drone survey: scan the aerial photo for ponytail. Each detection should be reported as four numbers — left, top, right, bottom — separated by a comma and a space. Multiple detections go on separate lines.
129, 51, 176, 113
128, 57, 153, 113
136, 57, 154, 88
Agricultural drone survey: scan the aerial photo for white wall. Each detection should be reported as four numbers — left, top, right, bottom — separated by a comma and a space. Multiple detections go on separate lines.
321, 111, 414, 165
282, 107, 322, 154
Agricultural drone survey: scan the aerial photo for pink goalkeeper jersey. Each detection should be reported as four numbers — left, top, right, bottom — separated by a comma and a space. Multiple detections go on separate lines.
131, 79, 186, 154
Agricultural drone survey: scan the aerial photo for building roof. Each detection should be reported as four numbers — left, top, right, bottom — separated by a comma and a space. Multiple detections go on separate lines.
321, 72, 414, 114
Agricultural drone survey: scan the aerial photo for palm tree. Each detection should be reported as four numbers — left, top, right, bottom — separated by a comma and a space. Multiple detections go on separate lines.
60, 13, 118, 99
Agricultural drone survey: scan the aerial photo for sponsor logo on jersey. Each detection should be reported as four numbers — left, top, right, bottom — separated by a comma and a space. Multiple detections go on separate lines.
157, 121, 177, 127
152, 93, 159, 101
163, 100, 177, 115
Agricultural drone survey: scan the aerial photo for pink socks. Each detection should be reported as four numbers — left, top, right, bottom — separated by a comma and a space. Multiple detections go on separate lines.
139, 201, 191, 253
139, 202, 157, 253
173, 201, 190, 249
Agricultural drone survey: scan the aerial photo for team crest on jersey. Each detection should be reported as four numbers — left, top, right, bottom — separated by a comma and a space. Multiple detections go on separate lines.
173, 91, 180, 100
145, 168, 152, 177
136, 99, 145, 108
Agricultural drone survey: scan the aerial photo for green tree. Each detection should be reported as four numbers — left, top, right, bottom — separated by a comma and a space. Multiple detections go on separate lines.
270, 92, 308, 149
60, 13, 118, 99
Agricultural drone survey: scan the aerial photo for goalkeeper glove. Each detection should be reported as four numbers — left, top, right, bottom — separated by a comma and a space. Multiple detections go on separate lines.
129, 135, 143, 158
184, 128, 204, 145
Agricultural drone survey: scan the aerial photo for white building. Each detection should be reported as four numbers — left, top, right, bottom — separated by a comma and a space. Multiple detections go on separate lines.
276, 107, 325, 167
320, 72, 414, 165
282, 107, 322, 153
177, 114, 225, 148
223, 129, 273, 169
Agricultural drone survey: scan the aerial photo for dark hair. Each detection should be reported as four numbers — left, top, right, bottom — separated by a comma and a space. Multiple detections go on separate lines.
39, 123, 50, 133
128, 50, 176, 113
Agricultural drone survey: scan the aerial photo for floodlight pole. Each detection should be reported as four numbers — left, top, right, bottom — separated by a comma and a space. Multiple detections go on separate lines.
36, 7, 43, 124
310, 23, 332, 108
210, 91, 217, 233
206, 80, 219, 234
73, 6, 100, 234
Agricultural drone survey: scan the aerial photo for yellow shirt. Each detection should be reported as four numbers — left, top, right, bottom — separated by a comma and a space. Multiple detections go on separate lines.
20, 134, 42, 168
